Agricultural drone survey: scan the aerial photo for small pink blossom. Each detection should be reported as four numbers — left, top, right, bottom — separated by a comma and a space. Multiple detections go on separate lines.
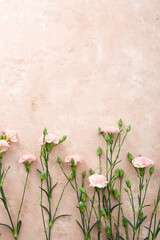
88, 173, 108, 188
101, 127, 120, 135
0, 140, 9, 152
64, 155, 83, 165
2, 129, 17, 142
38, 134, 59, 145
19, 154, 36, 164
132, 156, 154, 168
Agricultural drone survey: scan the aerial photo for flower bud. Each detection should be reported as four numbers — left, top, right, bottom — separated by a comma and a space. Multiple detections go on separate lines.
126, 125, 131, 132
105, 133, 110, 142
113, 189, 119, 199
122, 218, 127, 227
128, 152, 133, 162
79, 187, 86, 194
79, 201, 85, 212
97, 146, 102, 156
119, 169, 124, 178
57, 156, 62, 164
82, 171, 86, 178
100, 208, 106, 217
114, 169, 120, 179
98, 127, 102, 134
125, 178, 131, 188
81, 193, 86, 202
59, 136, 67, 143
139, 210, 143, 220
124, 188, 128, 193
90, 168, 95, 175
43, 128, 47, 136
0, 135, 3, 140
41, 171, 46, 181
149, 166, 154, 176
105, 226, 110, 237
118, 119, 122, 128
69, 172, 75, 180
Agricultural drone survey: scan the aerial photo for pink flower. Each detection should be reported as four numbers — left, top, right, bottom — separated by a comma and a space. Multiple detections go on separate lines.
38, 134, 59, 145
64, 155, 83, 165
101, 127, 120, 135
2, 129, 17, 142
88, 173, 108, 188
0, 140, 9, 152
132, 156, 154, 168
19, 154, 36, 164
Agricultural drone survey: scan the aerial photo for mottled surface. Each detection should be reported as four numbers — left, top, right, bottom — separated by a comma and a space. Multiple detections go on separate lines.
0, 0, 160, 239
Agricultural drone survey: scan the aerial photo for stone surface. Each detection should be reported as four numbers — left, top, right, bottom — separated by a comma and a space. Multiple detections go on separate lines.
0, 0, 160, 239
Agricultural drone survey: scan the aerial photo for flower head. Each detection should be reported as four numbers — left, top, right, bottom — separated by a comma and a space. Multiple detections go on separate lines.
19, 154, 36, 164
132, 156, 154, 168
88, 173, 108, 188
0, 140, 10, 152
38, 134, 59, 145
64, 155, 82, 165
2, 129, 17, 142
101, 127, 120, 135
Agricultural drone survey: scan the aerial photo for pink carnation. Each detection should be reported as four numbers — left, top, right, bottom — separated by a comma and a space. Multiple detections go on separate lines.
64, 155, 82, 165
19, 154, 36, 164
0, 140, 9, 152
88, 173, 108, 188
2, 129, 17, 142
101, 127, 120, 135
38, 134, 59, 145
132, 156, 154, 168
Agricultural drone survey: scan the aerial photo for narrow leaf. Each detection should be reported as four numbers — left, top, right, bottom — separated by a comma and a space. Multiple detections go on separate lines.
123, 216, 134, 229
39, 187, 48, 197
76, 220, 85, 234
17, 220, 22, 234
0, 223, 13, 232
111, 203, 122, 213
40, 205, 51, 218
37, 169, 42, 174
88, 221, 98, 234
54, 214, 71, 223
136, 216, 147, 229
51, 182, 58, 193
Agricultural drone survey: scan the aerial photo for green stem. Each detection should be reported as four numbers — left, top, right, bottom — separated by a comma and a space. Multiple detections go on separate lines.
17, 172, 29, 225
99, 156, 102, 174
117, 178, 122, 228
106, 143, 109, 180
41, 181, 48, 240
53, 180, 69, 222
97, 190, 101, 240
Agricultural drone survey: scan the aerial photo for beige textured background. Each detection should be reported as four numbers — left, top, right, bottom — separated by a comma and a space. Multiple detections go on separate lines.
0, 0, 160, 239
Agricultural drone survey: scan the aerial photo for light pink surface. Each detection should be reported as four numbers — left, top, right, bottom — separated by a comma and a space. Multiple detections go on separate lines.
0, 0, 160, 239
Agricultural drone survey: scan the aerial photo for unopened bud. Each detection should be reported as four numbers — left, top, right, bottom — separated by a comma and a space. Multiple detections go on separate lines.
98, 127, 102, 134
149, 166, 154, 176
41, 171, 46, 181
43, 128, 47, 136
82, 171, 86, 178
114, 169, 120, 179
139, 210, 143, 220
90, 168, 95, 175
125, 179, 131, 188
59, 136, 67, 143
79, 201, 85, 212
118, 119, 122, 128
81, 193, 86, 202
113, 189, 119, 199
97, 146, 102, 156
126, 125, 131, 132
105, 226, 110, 237
100, 208, 106, 217
69, 172, 75, 180
79, 187, 86, 194
128, 152, 133, 162
122, 218, 127, 227
119, 169, 124, 178
57, 157, 62, 164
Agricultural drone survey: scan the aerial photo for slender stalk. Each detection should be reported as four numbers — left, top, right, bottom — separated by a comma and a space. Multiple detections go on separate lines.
97, 190, 101, 240
99, 156, 102, 174
40, 181, 48, 240
17, 172, 29, 224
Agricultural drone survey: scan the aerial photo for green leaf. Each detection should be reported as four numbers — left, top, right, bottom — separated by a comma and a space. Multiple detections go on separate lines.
156, 220, 160, 237
136, 216, 147, 229
111, 203, 122, 213
37, 169, 42, 174
144, 226, 153, 235
17, 220, 22, 234
0, 223, 13, 232
142, 204, 151, 209
88, 221, 98, 234
76, 220, 85, 234
39, 187, 48, 197
41, 205, 51, 218
51, 182, 58, 193
123, 216, 134, 229
53, 214, 71, 223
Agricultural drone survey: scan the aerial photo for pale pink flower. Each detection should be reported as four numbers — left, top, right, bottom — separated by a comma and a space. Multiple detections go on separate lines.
132, 156, 154, 168
2, 129, 17, 142
101, 127, 120, 135
38, 134, 59, 145
64, 155, 83, 165
88, 173, 108, 188
19, 154, 36, 164
0, 140, 9, 152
